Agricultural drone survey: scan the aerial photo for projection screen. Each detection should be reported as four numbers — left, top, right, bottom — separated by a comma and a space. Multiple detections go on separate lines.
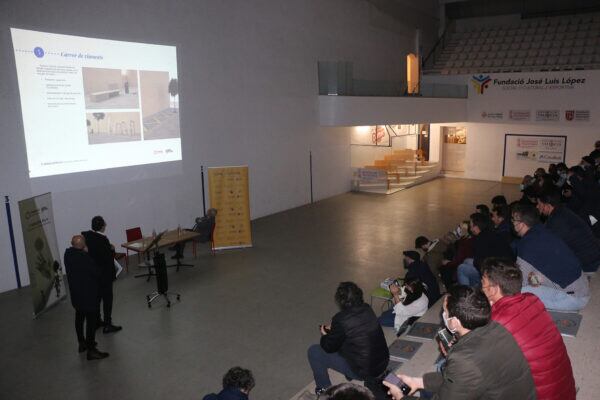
10, 28, 181, 178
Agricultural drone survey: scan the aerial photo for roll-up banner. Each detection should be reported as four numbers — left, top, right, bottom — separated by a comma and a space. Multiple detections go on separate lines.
208, 166, 253, 250
18, 192, 66, 317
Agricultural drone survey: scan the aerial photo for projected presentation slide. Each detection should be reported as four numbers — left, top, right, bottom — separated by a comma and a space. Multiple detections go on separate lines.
11, 28, 182, 178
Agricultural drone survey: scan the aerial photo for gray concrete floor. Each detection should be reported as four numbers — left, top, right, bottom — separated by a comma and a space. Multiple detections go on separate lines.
2, 178, 585, 400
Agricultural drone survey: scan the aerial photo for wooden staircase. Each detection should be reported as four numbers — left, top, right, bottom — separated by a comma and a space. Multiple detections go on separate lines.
352, 149, 440, 194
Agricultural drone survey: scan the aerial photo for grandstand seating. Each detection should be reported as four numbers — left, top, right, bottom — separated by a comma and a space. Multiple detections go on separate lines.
425, 13, 600, 75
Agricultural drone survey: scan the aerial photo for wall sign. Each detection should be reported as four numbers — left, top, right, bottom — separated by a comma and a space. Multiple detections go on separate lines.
502, 134, 567, 178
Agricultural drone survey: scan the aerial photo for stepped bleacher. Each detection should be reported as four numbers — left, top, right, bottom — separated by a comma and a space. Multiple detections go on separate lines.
426, 13, 600, 75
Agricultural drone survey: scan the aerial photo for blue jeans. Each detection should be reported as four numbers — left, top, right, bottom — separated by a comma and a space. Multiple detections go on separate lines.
379, 309, 395, 327
457, 258, 480, 287
522, 285, 590, 312
307, 344, 360, 390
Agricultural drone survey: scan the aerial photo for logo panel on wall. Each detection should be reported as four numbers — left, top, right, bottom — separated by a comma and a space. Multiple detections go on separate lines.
565, 110, 590, 122
471, 74, 492, 94
481, 111, 504, 120
472, 75, 587, 94
509, 110, 531, 121
535, 110, 560, 122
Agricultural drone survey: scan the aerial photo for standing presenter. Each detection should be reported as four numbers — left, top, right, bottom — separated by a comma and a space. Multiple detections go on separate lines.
82, 216, 122, 333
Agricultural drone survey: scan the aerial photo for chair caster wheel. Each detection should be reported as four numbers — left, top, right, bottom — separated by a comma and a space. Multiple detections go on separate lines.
177, 295, 181, 301
167, 302, 171, 308
147, 303, 151, 308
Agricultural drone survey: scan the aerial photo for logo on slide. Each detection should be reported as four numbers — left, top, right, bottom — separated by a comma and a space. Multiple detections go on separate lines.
471, 74, 491, 94
33, 47, 44, 58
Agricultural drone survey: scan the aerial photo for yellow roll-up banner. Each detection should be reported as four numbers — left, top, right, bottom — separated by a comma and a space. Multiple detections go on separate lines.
208, 166, 252, 249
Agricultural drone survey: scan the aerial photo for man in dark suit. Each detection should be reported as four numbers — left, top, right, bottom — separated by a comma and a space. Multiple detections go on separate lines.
82, 216, 122, 333
64, 235, 109, 360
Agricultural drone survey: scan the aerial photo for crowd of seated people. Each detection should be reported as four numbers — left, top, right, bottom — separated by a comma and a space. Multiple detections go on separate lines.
205, 143, 600, 400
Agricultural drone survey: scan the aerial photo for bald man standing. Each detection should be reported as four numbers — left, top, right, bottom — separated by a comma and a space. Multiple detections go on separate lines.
64, 235, 109, 360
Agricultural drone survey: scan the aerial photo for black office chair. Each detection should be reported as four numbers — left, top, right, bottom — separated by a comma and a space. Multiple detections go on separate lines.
146, 252, 180, 308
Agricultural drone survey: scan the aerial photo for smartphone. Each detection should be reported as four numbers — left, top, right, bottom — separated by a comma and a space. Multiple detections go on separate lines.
436, 327, 454, 352
384, 373, 411, 395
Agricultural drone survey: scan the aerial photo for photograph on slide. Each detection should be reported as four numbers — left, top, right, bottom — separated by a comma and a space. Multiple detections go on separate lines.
82, 67, 139, 109
139, 70, 180, 141
86, 111, 142, 144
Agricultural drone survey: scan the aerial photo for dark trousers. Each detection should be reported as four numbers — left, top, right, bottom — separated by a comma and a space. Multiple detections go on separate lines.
307, 344, 388, 399
75, 310, 97, 347
307, 344, 360, 389
440, 267, 456, 290
99, 282, 113, 324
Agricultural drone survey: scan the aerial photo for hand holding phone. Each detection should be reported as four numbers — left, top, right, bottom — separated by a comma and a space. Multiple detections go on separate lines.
384, 373, 411, 395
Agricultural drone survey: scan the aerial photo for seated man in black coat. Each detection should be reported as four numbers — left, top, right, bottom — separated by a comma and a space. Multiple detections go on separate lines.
306, 282, 389, 399
82, 216, 122, 333
171, 208, 217, 259
457, 213, 514, 287
403, 250, 441, 307
64, 235, 109, 360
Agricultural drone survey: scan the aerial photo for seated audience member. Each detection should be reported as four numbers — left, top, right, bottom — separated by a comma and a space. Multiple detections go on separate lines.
520, 174, 534, 191
555, 163, 569, 188
537, 189, 600, 272
491, 194, 507, 208
171, 208, 217, 259
321, 382, 375, 400
480, 258, 576, 400
379, 279, 428, 334
456, 213, 514, 287
568, 166, 600, 222
475, 204, 490, 217
306, 282, 389, 399
403, 251, 441, 306
589, 139, 600, 159
491, 204, 512, 242
382, 286, 535, 400
203, 367, 255, 400
414, 235, 447, 289
534, 167, 546, 180
519, 184, 538, 206
441, 222, 474, 289
63, 235, 109, 360
512, 204, 590, 311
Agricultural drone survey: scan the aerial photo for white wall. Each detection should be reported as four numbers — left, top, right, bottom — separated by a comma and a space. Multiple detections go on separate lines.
432, 122, 599, 181
319, 95, 467, 126
0, 0, 438, 292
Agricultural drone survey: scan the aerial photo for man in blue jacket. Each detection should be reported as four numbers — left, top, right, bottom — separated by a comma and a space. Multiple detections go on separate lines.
537, 189, 600, 272
512, 204, 590, 311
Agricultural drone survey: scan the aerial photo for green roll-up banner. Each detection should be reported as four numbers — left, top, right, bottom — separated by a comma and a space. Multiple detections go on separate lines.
18, 192, 66, 317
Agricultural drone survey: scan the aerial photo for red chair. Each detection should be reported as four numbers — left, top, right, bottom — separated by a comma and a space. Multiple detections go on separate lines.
193, 223, 216, 258
125, 227, 143, 268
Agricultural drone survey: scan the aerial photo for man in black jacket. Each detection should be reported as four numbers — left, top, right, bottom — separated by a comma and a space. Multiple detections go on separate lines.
82, 216, 122, 333
403, 250, 441, 307
306, 282, 389, 399
64, 235, 109, 360
457, 213, 514, 287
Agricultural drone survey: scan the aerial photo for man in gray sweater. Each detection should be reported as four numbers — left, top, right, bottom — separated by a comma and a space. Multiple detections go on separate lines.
383, 286, 535, 400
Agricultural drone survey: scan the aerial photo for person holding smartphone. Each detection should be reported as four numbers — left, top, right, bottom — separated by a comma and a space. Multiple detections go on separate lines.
383, 286, 535, 400
305, 282, 389, 399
